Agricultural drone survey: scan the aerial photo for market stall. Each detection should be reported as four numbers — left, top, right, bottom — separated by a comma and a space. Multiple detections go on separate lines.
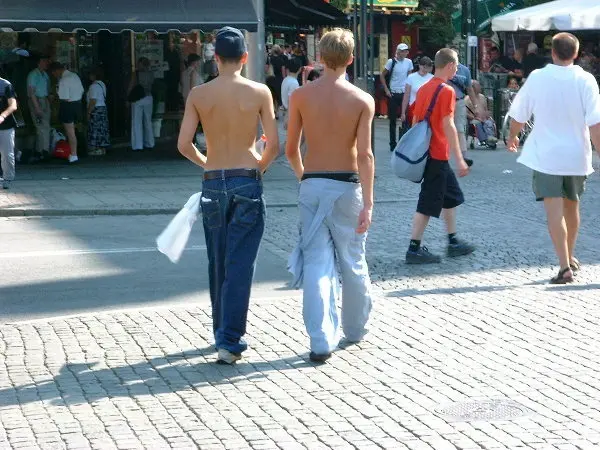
491, 0, 600, 32
486, 0, 600, 135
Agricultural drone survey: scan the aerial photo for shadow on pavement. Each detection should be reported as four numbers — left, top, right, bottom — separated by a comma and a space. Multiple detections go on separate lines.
0, 348, 314, 408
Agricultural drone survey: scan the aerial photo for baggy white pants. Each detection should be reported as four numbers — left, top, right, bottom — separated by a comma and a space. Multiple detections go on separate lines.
131, 95, 154, 150
289, 178, 373, 354
0, 128, 15, 182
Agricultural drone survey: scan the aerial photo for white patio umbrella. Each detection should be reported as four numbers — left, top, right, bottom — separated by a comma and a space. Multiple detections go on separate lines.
492, 0, 600, 31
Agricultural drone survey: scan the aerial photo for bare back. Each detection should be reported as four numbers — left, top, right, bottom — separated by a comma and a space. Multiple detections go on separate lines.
188, 75, 267, 170
296, 78, 371, 172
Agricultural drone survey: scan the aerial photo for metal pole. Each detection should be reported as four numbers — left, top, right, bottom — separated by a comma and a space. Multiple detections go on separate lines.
254, 0, 267, 82
369, 0, 375, 153
471, 0, 478, 78
353, 0, 358, 82
360, 0, 368, 88
369, 0, 374, 84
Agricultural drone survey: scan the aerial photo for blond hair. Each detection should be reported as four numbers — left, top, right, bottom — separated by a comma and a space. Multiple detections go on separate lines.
434, 48, 458, 69
319, 28, 354, 70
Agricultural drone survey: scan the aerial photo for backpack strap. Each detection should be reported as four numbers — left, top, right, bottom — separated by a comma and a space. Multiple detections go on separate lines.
424, 82, 446, 122
386, 58, 397, 89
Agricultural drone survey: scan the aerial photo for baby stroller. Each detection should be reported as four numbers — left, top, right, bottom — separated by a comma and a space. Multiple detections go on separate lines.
500, 89, 534, 145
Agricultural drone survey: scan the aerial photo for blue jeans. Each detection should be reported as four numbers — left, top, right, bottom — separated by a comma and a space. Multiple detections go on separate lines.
200, 173, 265, 354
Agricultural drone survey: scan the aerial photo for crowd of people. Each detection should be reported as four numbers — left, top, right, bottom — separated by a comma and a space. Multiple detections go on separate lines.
488, 39, 600, 89
172, 26, 600, 367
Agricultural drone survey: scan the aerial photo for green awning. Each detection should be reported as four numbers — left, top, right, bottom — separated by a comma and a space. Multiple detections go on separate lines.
452, 0, 524, 35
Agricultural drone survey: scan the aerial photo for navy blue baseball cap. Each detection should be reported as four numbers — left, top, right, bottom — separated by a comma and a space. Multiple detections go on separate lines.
215, 27, 247, 58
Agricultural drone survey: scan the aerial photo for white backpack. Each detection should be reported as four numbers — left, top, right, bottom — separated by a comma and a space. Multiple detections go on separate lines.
391, 82, 446, 183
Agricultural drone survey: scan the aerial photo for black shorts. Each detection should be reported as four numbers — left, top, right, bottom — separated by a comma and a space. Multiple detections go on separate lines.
59, 101, 82, 124
416, 158, 464, 218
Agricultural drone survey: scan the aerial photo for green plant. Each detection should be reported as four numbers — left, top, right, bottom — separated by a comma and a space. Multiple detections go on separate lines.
328, 0, 349, 11
410, 0, 458, 51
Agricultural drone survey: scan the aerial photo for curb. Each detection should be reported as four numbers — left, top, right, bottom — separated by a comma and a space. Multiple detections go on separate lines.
0, 203, 299, 218
0, 199, 412, 218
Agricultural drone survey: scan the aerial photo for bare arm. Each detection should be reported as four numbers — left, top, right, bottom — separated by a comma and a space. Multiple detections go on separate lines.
258, 85, 280, 173
442, 114, 468, 177
87, 98, 97, 117
590, 122, 600, 154
380, 69, 391, 96
285, 90, 304, 180
1, 96, 17, 115
401, 84, 411, 118
27, 85, 41, 115
355, 96, 376, 234
177, 93, 207, 168
0, 97, 17, 129
467, 86, 479, 114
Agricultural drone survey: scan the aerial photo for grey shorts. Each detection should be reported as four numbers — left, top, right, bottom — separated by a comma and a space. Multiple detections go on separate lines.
532, 171, 587, 202
454, 99, 468, 133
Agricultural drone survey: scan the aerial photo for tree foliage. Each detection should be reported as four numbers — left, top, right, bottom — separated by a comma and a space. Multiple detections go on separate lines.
328, 0, 349, 11
412, 0, 457, 51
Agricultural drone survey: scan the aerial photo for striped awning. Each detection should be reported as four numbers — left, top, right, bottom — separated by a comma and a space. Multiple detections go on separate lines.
0, 0, 259, 33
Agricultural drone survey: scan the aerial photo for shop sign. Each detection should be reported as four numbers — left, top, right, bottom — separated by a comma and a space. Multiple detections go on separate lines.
135, 40, 168, 79
372, 0, 419, 8
379, 33, 388, 72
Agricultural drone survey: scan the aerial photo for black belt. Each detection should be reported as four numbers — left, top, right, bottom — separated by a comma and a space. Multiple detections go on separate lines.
203, 168, 261, 181
301, 172, 360, 183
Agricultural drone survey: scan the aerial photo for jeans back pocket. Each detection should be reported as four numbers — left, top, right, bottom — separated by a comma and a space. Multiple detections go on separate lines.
201, 196, 222, 230
232, 194, 265, 227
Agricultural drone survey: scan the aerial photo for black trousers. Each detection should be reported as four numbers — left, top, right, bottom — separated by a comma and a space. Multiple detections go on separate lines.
388, 92, 404, 150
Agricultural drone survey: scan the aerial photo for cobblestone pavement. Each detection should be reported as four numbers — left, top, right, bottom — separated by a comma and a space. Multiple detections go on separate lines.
2, 125, 600, 448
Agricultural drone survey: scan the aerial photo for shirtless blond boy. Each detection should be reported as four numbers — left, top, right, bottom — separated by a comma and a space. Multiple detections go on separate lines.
286, 29, 375, 363
177, 27, 279, 364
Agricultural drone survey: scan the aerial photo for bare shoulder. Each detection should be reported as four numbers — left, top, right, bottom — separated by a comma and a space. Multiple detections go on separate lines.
347, 82, 375, 111
244, 78, 272, 96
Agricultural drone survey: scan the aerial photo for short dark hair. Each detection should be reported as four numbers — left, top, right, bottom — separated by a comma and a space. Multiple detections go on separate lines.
419, 56, 433, 67
48, 61, 64, 73
92, 66, 105, 80
552, 32, 579, 61
218, 55, 244, 65
286, 58, 301, 74
307, 69, 320, 81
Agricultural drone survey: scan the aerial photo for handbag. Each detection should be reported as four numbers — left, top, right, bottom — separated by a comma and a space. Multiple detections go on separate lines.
127, 72, 145, 103
391, 82, 446, 183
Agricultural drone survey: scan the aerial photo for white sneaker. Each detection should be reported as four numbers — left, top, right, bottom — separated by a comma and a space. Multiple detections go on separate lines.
216, 349, 242, 365
68, 155, 79, 163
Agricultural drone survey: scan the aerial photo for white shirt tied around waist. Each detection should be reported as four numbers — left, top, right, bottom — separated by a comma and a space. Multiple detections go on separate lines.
58, 70, 84, 102
508, 64, 600, 176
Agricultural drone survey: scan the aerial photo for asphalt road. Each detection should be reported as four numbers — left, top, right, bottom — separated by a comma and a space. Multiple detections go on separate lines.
0, 215, 292, 323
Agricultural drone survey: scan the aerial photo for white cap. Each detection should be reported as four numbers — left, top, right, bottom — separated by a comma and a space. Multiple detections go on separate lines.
397, 43, 409, 51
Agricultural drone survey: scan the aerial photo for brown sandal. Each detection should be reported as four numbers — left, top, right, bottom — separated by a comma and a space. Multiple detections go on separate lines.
550, 267, 574, 285
570, 257, 581, 274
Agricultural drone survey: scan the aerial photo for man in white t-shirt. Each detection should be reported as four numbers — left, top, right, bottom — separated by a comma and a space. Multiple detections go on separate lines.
507, 32, 600, 284
380, 43, 413, 151
281, 58, 301, 123
400, 56, 433, 127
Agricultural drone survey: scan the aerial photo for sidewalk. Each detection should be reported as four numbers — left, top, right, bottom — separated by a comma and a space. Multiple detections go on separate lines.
2, 120, 599, 217
2, 122, 600, 448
